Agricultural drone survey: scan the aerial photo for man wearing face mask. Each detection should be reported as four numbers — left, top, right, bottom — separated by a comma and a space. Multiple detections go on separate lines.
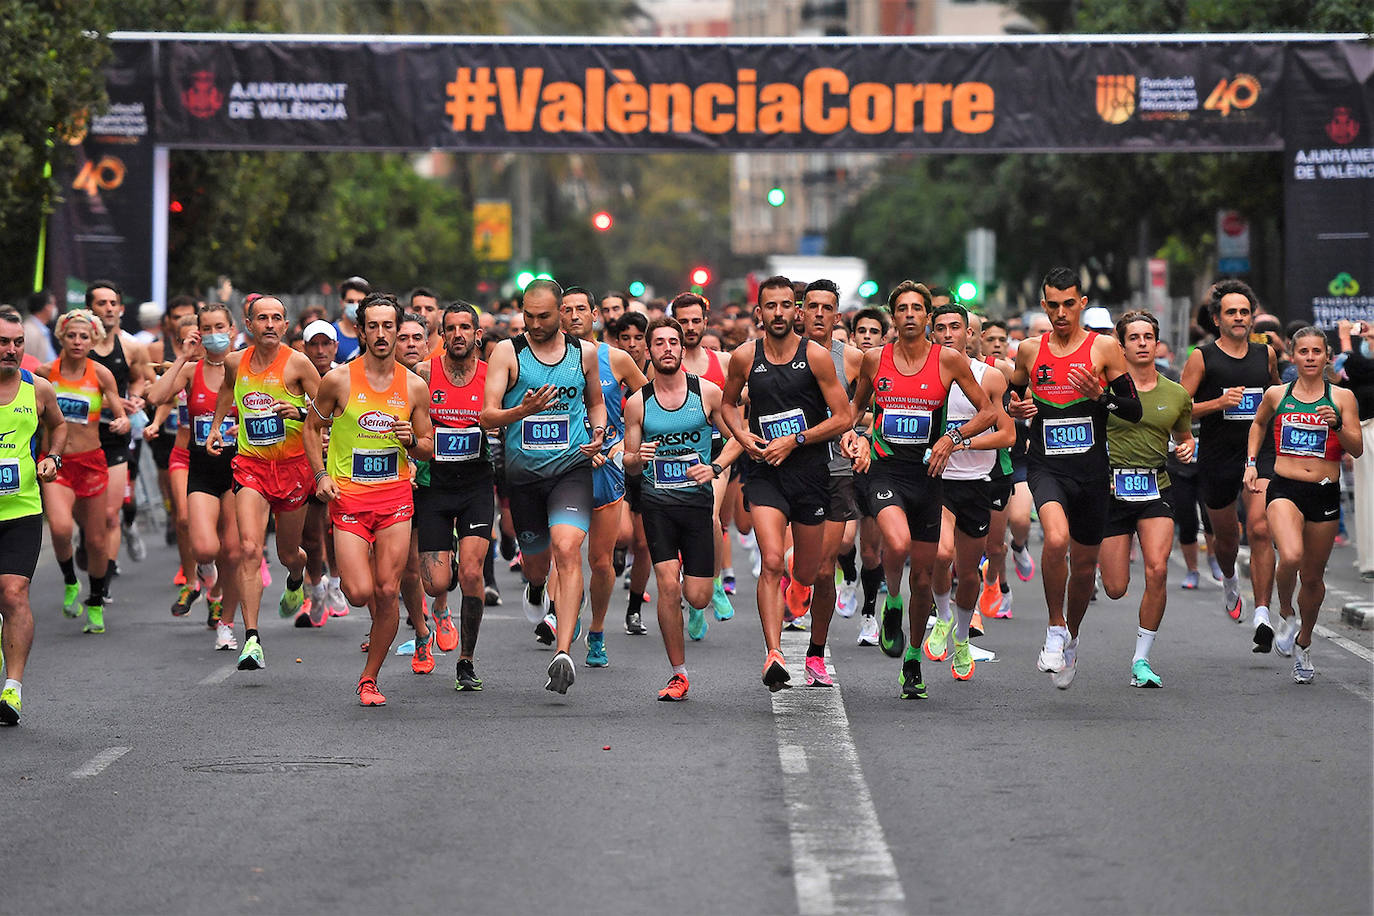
334, 276, 370, 363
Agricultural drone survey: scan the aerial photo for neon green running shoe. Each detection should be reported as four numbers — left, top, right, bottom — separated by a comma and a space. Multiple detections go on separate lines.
237, 635, 265, 671
0, 685, 20, 725
1130, 658, 1163, 688
278, 582, 305, 618
879, 594, 905, 658
62, 583, 81, 618
924, 615, 953, 662
899, 649, 927, 700
82, 604, 105, 634
951, 637, 975, 680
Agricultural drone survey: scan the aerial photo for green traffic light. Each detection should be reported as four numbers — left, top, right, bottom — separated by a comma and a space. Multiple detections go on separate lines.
857, 280, 879, 298
516, 271, 535, 290
628, 281, 645, 297
535, 272, 554, 281
766, 187, 786, 207
956, 280, 979, 302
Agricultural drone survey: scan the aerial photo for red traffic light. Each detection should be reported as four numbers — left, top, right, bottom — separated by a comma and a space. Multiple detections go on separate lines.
592, 211, 613, 231
690, 266, 711, 286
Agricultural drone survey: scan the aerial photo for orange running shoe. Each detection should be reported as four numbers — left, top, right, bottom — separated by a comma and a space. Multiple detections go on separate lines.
173, 565, 187, 586
435, 612, 459, 653
969, 610, 986, 638
412, 630, 436, 674
657, 672, 690, 701
762, 649, 791, 692
785, 579, 813, 619
977, 582, 1000, 620
357, 676, 386, 706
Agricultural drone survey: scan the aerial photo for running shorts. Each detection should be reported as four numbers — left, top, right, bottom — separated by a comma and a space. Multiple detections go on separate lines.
506, 464, 593, 553
0, 514, 43, 578
1105, 486, 1175, 539
641, 502, 716, 578
330, 482, 415, 544
416, 481, 495, 553
865, 461, 943, 544
1266, 473, 1340, 524
989, 477, 1013, 512
744, 456, 828, 526
169, 445, 191, 473
53, 448, 108, 499
99, 428, 130, 467
593, 459, 626, 510
150, 433, 175, 470
826, 474, 859, 523
187, 449, 235, 498
942, 478, 991, 539
232, 452, 314, 514
1027, 463, 1110, 547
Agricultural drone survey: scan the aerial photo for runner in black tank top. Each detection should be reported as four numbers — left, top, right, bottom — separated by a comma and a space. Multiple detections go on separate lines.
721, 276, 853, 693
1180, 279, 1279, 635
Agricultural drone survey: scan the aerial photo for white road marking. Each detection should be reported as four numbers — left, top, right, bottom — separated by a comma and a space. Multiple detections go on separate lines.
71, 746, 131, 779
771, 631, 906, 916
1315, 624, 1374, 664
198, 665, 236, 686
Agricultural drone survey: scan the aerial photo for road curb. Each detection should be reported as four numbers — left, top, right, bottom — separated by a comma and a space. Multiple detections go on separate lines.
1341, 603, 1374, 630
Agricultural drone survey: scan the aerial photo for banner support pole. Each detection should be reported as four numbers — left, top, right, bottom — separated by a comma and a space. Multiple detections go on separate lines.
151, 145, 169, 307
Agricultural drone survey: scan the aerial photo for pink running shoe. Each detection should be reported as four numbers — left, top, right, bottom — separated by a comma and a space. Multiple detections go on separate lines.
804, 655, 833, 687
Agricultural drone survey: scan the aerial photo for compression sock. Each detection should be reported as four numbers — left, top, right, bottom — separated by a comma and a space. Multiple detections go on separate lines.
934, 589, 953, 622
955, 604, 975, 642
87, 573, 108, 606
838, 547, 857, 582
807, 642, 825, 658
860, 565, 884, 614
58, 557, 77, 586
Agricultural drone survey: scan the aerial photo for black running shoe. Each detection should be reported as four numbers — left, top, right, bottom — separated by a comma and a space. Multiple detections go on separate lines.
499, 534, 518, 561
1252, 621, 1274, 654
625, 609, 648, 635
879, 595, 905, 659
900, 657, 928, 700
454, 658, 484, 691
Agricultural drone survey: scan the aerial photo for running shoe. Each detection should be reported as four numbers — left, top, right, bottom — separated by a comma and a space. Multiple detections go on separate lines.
899, 656, 927, 700
523, 583, 549, 625
1274, 615, 1299, 657
585, 631, 609, 667
762, 649, 791, 692
969, 610, 986, 638
546, 652, 575, 694
82, 605, 105, 634
784, 578, 812, 619
924, 616, 953, 662
279, 581, 305, 618
1292, 644, 1315, 684
783, 609, 809, 632
657, 672, 690, 701
454, 658, 483, 691
711, 578, 735, 621
1052, 639, 1078, 689
1180, 570, 1200, 590
357, 676, 387, 706
509, 550, 523, 572
206, 597, 223, 630
1012, 545, 1035, 581
749, 546, 762, 580
237, 635, 265, 670
1252, 614, 1274, 654
62, 583, 81, 618
306, 587, 329, 628
173, 565, 186, 586
977, 582, 1001, 620
215, 621, 237, 651
1223, 591, 1243, 624
0, 686, 20, 725
879, 595, 905, 658
360, 634, 370, 653
625, 609, 648, 635
412, 629, 436, 674
259, 556, 271, 588
951, 637, 975, 680
1130, 658, 1162, 688
857, 613, 880, 646
804, 655, 833, 687
197, 562, 218, 592
1037, 625, 1068, 673
995, 589, 1014, 619
499, 534, 518, 560
326, 581, 350, 617
435, 612, 459, 653
535, 612, 557, 646
123, 520, 147, 562
687, 604, 708, 641
1209, 556, 1224, 582
722, 574, 736, 596
836, 579, 859, 618
484, 585, 502, 607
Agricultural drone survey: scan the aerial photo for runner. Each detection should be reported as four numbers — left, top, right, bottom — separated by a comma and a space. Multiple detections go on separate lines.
624, 316, 741, 699
37, 310, 128, 633
974, 318, 1022, 621
842, 282, 994, 698
480, 279, 607, 695
558, 286, 646, 666
333, 276, 369, 362
298, 319, 347, 621
147, 295, 197, 548
395, 311, 443, 672
0, 308, 68, 723
1244, 327, 1361, 681
720, 275, 853, 691
1008, 267, 1142, 689
306, 293, 434, 706
408, 287, 442, 355
848, 306, 890, 645
1180, 279, 1279, 646
206, 296, 321, 671
925, 301, 1015, 678
1097, 311, 1194, 688
414, 303, 493, 691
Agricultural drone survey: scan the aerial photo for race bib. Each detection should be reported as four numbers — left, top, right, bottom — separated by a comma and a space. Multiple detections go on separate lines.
351, 447, 400, 482
0, 458, 20, 495
521, 414, 570, 451
758, 408, 805, 443
1279, 418, 1329, 458
1042, 417, 1095, 456
651, 455, 700, 490
57, 394, 90, 424
1113, 467, 1160, 502
193, 415, 237, 448
1222, 388, 1264, 421
243, 412, 285, 446
880, 409, 933, 445
434, 427, 482, 462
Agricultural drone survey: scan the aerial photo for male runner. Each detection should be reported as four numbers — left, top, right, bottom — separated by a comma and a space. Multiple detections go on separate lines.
306, 293, 433, 705
975, 318, 1024, 621
848, 306, 890, 645
925, 302, 1014, 678
481, 279, 607, 694
599, 291, 629, 330
624, 316, 740, 699
1008, 267, 1141, 689
720, 275, 852, 691
298, 319, 347, 621
842, 282, 994, 699
1180, 279, 1279, 647
333, 276, 369, 362
207, 296, 321, 672
0, 309, 68, 724
408, 287, 442, 355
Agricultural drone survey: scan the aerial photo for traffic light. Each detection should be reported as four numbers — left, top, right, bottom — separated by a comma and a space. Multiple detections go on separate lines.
515, 270, 535, 291
956, 279, 979, 303
592, 211, 613, 231
857, 279, 879, 299
628, 280, 646, 298
690, 266, 711, 286
766, 187, 786, 207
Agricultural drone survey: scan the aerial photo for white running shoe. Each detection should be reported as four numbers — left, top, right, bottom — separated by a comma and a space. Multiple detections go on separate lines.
856, 613, 880, 646
749, 545, 762, 580
214, 621, 238, 651
836, 580, 860, 618
1037, 625, 1069, 673
1052, 638, 1078, 689
998, 591, 1014, 618
1292, 644, 1315, 684
325, 581, 349, 617
522, 583, 549, 625
1274, 615, 1299, 657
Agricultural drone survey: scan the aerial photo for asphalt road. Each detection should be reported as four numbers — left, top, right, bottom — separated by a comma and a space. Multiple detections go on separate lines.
3, 503, 1371, 915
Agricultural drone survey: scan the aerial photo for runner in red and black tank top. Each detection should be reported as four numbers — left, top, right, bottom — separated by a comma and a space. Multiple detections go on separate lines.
1027, 331, 1111, 476
869, 341, 948, 464
426, 352, 491, 488
188, 360, 238, 457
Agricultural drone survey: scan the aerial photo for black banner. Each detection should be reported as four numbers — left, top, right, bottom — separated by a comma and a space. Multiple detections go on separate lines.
153, 37, 1287, 153
1282, 42, 1374, 327
48, 41, 155, 309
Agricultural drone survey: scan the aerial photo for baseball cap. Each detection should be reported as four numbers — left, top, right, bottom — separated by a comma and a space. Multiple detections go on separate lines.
303, 319, 338, 342
1083, 306, 1114, 331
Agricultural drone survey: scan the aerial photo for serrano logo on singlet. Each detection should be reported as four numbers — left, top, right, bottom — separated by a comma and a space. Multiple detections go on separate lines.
242, 391, 276, 412
357, 410, 396, 433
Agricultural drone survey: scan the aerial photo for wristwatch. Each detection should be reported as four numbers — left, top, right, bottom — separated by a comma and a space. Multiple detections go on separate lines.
49, 453, 62, 469
794, 431, 807, 446
710, 462, 724, 478
945, 426, 965, 447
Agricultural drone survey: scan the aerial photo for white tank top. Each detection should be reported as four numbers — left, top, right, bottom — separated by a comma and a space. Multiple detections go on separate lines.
943, 356, 996, 481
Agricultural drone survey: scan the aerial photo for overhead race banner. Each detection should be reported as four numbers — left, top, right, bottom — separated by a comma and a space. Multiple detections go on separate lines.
1282, 42, 1374, 327
153, 37, 1287, 153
